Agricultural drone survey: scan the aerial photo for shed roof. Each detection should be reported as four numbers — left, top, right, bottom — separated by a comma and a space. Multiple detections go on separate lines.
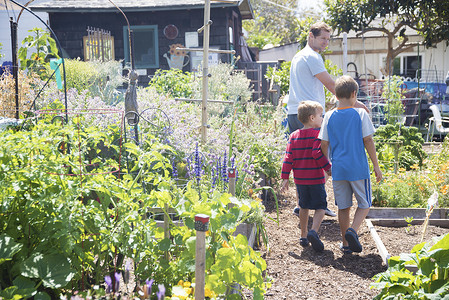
30, 0, 253, 19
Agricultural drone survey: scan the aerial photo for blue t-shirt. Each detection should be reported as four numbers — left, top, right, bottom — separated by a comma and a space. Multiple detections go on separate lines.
318, 107, 375, 181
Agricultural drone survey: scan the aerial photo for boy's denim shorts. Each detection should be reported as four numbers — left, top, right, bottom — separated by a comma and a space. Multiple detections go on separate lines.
332, 179, 372, 209
295, 183, 327, 210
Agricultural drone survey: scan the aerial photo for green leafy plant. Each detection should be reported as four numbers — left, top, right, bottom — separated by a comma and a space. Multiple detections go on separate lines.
265, 61, 291, 96
18, 27, 59, 79
371, 233, 449, 299
374, 123, 426, 171
148, 69, 193, 99
382, 75, 405, 125
63, 59, 126, 105
0, 42, 4, 60
404, 216, 415, 234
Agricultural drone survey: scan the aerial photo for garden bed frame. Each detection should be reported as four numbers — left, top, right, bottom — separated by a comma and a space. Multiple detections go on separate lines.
366, 208, 449, 271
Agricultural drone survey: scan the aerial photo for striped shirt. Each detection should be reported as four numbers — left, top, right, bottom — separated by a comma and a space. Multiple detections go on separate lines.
281, 128, 331, 185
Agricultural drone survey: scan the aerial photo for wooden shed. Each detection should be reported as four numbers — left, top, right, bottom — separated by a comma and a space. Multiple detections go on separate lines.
30, 0, 253, 84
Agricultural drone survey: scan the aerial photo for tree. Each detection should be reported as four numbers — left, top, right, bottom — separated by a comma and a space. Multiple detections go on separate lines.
324, 0, 449, 76
243, 0, 321, 49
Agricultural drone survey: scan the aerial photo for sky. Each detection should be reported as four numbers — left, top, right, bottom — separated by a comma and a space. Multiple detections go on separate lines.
297, 0, 324, 14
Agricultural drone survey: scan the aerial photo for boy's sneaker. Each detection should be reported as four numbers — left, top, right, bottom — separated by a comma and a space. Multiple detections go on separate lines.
293, 207, 300, 217
344, 227, 363, 253
339, 243, 353, 255
325, 208, 337, 217
299, 237, 309, 247
307, 230, 324, 252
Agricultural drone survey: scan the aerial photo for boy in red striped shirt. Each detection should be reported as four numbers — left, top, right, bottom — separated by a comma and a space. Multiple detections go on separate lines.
281, 100, 331, 252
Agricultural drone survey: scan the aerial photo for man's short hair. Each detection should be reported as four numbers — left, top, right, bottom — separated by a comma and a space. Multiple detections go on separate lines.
335, 75, 359, 100
310, 21, 332, 37
297, 100, 323, 124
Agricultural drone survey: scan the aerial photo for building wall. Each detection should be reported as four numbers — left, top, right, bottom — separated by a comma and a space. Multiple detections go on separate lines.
258, 35, 448, 83
47, 7, 239, 84
327, 35, 449, 82
0, 10, 49, 64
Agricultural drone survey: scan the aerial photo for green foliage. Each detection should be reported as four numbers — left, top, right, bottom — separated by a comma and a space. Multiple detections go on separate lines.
0, 42, 4, 60
324, 58, 343, 105
382, 76, 405, 125
191, 63, 253, 103
265, 57, 342, 105
243, 13, 282, 49
265, 61, 291, 95
371, 233, 449, 299
148, 69, 193, 99
374, 123, 426, 171
63, 59, 126, 105
18, 27, 59, 79
0, 116, 269, 298
243, 0, 318, 49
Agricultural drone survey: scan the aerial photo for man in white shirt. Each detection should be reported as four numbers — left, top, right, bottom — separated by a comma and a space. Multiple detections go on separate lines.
287, 21, 367, 133
287, 21, 339, 218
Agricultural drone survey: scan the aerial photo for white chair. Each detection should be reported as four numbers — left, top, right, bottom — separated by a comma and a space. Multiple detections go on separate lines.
426, 105, 449, 141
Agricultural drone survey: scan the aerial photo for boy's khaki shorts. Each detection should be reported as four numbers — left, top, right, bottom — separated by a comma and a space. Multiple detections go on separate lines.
332, 179, 372, 209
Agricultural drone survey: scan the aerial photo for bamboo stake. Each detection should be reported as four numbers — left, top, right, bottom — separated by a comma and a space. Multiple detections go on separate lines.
201, 0, 211, 144
195, 214, 209, 300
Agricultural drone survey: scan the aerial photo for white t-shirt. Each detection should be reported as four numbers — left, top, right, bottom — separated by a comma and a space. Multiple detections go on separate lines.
287, 44, 326, 115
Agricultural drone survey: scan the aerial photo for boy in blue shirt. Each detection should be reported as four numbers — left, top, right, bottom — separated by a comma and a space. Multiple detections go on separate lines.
319, 75, 382, 254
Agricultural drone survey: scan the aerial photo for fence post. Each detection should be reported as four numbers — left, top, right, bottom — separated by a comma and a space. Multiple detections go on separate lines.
194, 214, 209, 300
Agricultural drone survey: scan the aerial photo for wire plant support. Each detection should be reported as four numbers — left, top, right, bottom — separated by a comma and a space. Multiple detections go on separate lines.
9, 0, 69, 122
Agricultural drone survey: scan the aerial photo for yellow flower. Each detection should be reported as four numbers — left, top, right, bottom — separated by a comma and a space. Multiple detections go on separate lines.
183, 281, 191, 288
399, 167, 406, 172
178, 280, 184, 286
205, 288, 216, 298
410, 164, 419, 170
440, 185, 449, 195
184, 287, 193, 295
222, 240, 230, 248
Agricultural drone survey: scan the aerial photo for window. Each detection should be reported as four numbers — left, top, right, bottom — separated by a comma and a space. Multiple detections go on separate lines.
123, 25, 158, 69
83, 30, 115, 62
383, 54, 422, 79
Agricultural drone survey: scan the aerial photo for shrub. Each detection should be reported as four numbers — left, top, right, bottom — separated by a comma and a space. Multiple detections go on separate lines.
374, 123, 426, 170
148, 69, 193, 99
63, 59, 125, 105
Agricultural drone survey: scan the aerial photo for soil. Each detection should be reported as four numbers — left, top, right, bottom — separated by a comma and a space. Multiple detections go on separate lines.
253, 180, 448, 300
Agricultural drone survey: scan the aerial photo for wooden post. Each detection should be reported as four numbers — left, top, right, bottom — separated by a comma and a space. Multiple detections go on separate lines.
227, 167, 236, 209
228, 167, 236, 196
201, 0, 211, 144
194, 214, 209, 300
163, 203, 170, 261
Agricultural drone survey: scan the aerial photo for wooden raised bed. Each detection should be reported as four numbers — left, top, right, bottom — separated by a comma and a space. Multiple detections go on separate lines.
365, 208, 449, 269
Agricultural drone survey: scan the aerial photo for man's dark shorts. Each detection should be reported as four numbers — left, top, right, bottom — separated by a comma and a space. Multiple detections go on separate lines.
287, 114, 304, 134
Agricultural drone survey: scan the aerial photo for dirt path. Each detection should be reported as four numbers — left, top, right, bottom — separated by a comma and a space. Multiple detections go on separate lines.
257, 181, 387, 300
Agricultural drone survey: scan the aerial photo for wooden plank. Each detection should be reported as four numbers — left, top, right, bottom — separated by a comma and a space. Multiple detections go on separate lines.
366, 219, 391, 265
367, 208, 448, 219
369, 218, 449, 228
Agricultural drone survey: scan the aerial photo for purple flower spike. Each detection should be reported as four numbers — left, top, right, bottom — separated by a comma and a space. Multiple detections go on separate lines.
146, 278, 154, 296
114, 272, 121, 292
105, 275, 112, 293
157, 284, 166, 300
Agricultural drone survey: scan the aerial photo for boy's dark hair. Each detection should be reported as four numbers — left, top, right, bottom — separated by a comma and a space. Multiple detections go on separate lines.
297, 100, 323, 124
335, 75, 359, 100
310, 21, 332, 37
